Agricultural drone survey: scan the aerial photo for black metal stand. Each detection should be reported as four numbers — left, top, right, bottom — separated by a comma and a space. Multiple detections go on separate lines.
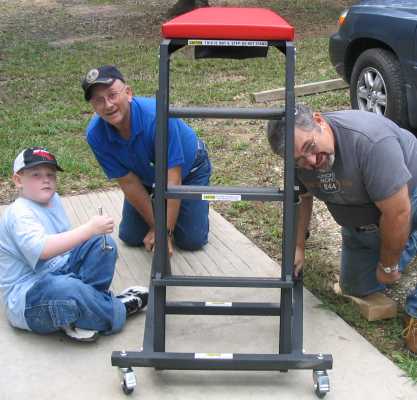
112, 37, 332, 398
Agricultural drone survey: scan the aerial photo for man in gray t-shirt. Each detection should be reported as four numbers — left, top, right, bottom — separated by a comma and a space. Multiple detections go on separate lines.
267, 105, 417, 354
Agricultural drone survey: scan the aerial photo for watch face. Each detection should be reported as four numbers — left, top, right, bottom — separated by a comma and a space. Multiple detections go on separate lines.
382, 265, 399, 274
378, 262, 399, 274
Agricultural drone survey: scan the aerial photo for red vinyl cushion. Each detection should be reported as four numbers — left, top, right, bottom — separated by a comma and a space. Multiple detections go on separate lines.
162, 8, 294, 41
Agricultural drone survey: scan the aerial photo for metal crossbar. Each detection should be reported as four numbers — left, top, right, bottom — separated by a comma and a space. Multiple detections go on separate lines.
170, 106, 285, 119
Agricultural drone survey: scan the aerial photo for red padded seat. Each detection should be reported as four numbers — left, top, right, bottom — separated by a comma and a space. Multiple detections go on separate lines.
162, 7, 294, 41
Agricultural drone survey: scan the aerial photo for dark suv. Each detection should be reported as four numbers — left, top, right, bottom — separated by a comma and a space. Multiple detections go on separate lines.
329, 1, 417, 130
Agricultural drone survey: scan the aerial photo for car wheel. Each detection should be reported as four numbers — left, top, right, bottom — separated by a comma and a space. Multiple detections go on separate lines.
350, 48, 408, 128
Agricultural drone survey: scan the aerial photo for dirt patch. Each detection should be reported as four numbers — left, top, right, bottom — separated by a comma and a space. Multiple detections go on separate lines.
67, 4, 145, 18
19, 0, 59, 7
0, 0, 167, 43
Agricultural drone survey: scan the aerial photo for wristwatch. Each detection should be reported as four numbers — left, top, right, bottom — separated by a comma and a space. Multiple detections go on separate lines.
167, 228, 174, 238
377, 262, 399, 274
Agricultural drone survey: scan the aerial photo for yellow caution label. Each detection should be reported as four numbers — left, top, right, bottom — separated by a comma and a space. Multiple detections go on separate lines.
202, 194, 241, 201
188, 39, 203, 46
188, 39, 268, 47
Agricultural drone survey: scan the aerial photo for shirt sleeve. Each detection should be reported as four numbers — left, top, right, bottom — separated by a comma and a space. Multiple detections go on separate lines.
361, 137, 411, 201
10, 209, 47, 269
87, 131, 129, 179
167, 118, 185, 169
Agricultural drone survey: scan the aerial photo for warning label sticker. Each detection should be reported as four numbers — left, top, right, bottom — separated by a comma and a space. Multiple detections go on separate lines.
202, 194, 242, 201
195, 353, 234, 359
188, 39, 268, 47
205, 301, 233, 307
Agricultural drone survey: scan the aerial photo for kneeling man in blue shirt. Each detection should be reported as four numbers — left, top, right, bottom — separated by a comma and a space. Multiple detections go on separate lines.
82, 65, 211, 256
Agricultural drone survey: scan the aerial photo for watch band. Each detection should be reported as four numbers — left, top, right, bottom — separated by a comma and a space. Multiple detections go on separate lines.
378, 262, 399, 274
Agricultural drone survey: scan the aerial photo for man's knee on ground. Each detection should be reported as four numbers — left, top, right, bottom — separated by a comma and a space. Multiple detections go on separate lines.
339, 280, 361, 297
118, 230, 145, 247
339, 278, 384, 298
174, 234, 207, 251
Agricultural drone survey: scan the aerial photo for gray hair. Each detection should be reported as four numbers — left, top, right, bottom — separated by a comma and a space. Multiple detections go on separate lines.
266, 104, 318, 156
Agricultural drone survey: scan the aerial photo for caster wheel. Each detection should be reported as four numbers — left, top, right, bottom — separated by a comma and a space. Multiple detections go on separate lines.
313, 370, 330, 398
122, 383, 134, 395
314, 386, 327, 399
120, 367, 136, 395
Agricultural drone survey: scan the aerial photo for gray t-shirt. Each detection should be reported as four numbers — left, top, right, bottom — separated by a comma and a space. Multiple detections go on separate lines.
297, 110, 417, 227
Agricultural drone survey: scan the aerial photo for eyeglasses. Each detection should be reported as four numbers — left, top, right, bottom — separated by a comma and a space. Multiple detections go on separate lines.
295, 135, 317, 167
90, 87, 126, 108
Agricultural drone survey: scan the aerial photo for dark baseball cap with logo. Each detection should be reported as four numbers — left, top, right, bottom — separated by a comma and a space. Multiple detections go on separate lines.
13, 147, 64, 174
81, 65, 125, 101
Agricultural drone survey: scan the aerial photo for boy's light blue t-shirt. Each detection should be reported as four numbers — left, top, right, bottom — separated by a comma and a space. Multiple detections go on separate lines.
0, 193, 70, 330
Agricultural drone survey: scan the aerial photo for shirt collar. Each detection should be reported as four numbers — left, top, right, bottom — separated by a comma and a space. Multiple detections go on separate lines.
129, 98, 141, 139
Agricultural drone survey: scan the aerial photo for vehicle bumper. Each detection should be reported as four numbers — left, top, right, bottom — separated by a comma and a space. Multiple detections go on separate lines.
406, 83, 417, 129
329, 32, 349, 82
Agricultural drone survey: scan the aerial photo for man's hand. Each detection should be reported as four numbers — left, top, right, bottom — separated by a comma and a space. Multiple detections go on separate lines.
167, 235, 174, 257
143, 228, 174, 257
376, 265, 401, 285
294, 245, 305, 278
143, 229, 155, 252
293, 194, 312, 278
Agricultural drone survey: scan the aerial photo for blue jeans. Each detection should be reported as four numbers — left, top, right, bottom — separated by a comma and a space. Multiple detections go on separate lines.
24, 236, 126, 334
340, 189, 417, 318
119, 141, 211, 251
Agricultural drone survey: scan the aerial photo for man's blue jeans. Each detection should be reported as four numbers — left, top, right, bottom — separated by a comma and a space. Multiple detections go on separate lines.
24, 236, 126, 334
119, 142, 211, 250
340, 189, 417, 318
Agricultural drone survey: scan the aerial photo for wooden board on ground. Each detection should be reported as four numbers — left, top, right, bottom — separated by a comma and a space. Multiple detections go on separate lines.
334, 282, 397, 321
251, 78, 349, 103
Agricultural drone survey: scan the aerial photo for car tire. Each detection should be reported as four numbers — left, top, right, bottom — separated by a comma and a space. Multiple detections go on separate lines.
350, 48, 409, 128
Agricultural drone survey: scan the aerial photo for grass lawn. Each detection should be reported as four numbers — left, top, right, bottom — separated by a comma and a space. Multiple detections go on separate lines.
1, 0, 416, 381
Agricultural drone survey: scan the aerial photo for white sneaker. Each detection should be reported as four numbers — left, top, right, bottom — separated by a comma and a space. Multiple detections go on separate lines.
62, 326, 99, 342
117, 286, 149, 316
